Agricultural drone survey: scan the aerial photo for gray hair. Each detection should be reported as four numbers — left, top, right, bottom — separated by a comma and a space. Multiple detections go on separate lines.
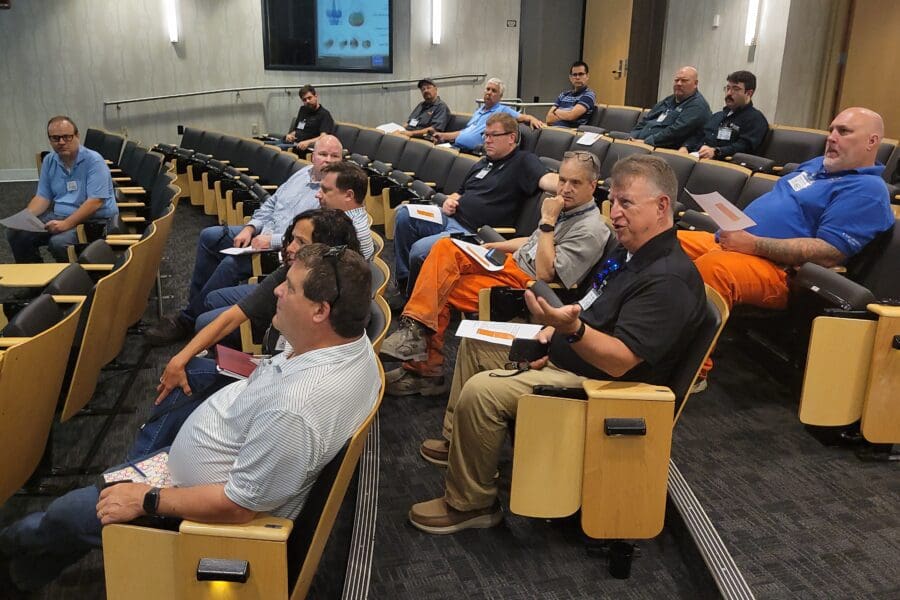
486, 77, 505, 96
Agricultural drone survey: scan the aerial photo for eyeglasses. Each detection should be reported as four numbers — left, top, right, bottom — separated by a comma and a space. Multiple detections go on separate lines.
482, 131, 514, 140
323, 245, 346, 305
570, 72, 588, 78
723, 85, 746, 93
49, 134, 75, 143
563, 150, 601, 169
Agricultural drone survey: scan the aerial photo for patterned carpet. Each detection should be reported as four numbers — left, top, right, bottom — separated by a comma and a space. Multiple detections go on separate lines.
1, 181, 898, 599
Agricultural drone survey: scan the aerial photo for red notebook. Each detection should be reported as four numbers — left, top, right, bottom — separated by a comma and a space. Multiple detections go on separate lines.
215, 344, 259, 379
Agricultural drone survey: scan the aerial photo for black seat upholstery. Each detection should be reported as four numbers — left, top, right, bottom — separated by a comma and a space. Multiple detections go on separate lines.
78, 239, 119, 265
568, 134, 612, 165
759, 127, 827, 166
83, 129, 104, 153
100, 133, 126, 165
586, 105, 607, 128
735, 174, 779, 209
651, 150, 697, 192
334, 123, 360, 151
413, 146, 456, 192
179, 127, 205, 151
518, 125, 539, 154
598, 106, 643, 134
44, 264, 95, 296
533, 128, 576, 161
443, 154, 479, 194
599, 141, 651, 181
1, 294, 64, 338
679, 162, 750, 211
269, 153, 301, 186
446, 113, 471, 132
372, 134, 407, 167
349, 129, 384, 164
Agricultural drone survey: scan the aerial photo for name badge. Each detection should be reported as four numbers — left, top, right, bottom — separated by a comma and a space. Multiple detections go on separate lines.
716, 126, 733, 141
409, 118, 419, 127
475, 165, 492, 179
66, 180, 78, 192
526, 243, 538, 261
655, 111, 668, 123
788, 172, 813, 192
578, 288, 600, 311
297, 121, 306, 131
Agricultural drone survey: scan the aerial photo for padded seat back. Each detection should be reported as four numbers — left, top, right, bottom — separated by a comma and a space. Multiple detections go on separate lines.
121, 144, 146, 179
179, 127, 204, 150
569, 134, 612, 165
135, 151, 165, 190
599, 139, 651, 180
44, 263, 95, 296
352, 129, 384, 161
334, 122, 361, 152
248, 144, 280, 183
514, 191, 549, 237
518, 125, 539, 154
844, 219, 900, 300
1, 294, 64, 337
372, 134, 407, 167
100, 133, 126, 164
598, 105, 643, 134
876, 140, 895, 167
651, 149, 697, 192
586, 105, 607, 128
736, 173, 779, 209
394, 139, 432, 174
446, 112, 472, 132
235, 139, 262, 169
679, 162, 751, 211
533, 128, 576, 161
269, 152, 301, 186
760, 126, 827, 166
78, 239, 118, 265
444, 153, 479, 194
195, 131, 222, 156
216, 135, 242, 163
83, 128, 104, 152
415, 146, 456, 191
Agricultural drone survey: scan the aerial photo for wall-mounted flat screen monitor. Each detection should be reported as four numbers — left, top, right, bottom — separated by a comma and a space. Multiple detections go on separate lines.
262, 0, 392, 72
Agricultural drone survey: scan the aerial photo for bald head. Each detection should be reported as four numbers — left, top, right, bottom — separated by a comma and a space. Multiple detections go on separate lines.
823, 107, 884, 172
673, 66, 699, 101
310, 134, 344, 179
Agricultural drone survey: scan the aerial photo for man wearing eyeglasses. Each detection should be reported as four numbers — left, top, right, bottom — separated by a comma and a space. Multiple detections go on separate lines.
6, 116, 118, 263
382, 151, 610, 397
679, 71, 769, 160
546, 61, 596, 128
0, 244, 379, 594
407, 155, 707, 534
393, 113, 559, 295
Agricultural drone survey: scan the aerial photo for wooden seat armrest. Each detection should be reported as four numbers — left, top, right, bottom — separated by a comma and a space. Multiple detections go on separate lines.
867, 303, 900, 318
582, 380, 675, 402
80, 263, 116, 270
249, 175, 260, 181
0, 338, 32, 347
233, 166, 250, 172
105, 238, 140, 247
179, 515, 293, 541
422, 181, 437, 187
117, 186, 147, 194
261, 184, 277, 191
50, 294, 88, 304
116, 202, 145, 208
112, 176, 132, 182
121, 216, 147, 223
772, 165, 784, 173
492, 227, 516, 235
106, 233, 143, 239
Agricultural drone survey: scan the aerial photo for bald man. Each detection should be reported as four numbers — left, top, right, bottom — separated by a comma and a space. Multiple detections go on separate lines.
630, 66, 711, 148
147, 135, 345, 345
679, 107, 893, 313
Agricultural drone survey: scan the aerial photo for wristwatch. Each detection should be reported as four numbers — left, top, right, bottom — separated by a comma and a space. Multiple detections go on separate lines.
566, 319, 586, 344
143, 486, 161, 515
539, 222, 556, 233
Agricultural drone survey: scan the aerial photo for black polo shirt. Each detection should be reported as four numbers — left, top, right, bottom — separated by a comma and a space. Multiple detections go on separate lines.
290, 105, 335, 143
406, 98, 451, 132
238, 264, 285, 327
684, 102, 769, 157
454, 149, 547, 231
548, 228, 706, 385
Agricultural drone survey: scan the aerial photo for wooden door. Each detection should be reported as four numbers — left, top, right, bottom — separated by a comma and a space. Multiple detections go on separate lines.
583, 0, 633, 105
838, 0, 900, 139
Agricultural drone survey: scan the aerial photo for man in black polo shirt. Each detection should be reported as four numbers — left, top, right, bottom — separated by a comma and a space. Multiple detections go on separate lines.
392, 112, 559, 291
400, 78, 452, 138
680, 70, 769, 160
285, 84, 335, 153
407, 155, 707, 534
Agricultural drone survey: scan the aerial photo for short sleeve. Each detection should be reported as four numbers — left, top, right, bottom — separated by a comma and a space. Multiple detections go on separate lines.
85, 154, 113, 200
816, 179, 892, 257
36, 155, 53, 199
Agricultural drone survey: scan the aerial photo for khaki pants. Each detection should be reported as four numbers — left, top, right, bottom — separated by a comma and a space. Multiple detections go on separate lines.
442, 337, 587, 511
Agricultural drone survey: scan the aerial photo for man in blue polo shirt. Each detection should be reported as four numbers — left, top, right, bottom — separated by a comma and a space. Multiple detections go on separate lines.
679, 106, 893, 312
432, 77, 544, 151
6, 116, 118, 263
546, 61, 597, 128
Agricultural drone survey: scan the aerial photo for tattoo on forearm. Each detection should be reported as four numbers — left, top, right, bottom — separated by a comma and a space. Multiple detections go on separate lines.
753, 237, 845, 267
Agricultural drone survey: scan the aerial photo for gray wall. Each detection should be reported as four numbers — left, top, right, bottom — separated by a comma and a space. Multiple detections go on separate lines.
0, 0, 521, 174
518, 0, 585, 106
657, 0, 836, 127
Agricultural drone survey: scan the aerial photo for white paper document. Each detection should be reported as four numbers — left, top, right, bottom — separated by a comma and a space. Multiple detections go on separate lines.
220, 246, 268, 256
405, 203, 443, 225
685, 189, 756, 231
0, 209, 47, 232
450, 238, 504, 272
576, 132, 601, 145
377, 122, 406, 134
455, 320, 543, 346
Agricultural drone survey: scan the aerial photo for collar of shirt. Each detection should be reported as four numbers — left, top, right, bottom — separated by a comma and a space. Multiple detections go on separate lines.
258, 334, 370, 378
479, 148, 518, 170
803, 156, 885, 180
720, 101, 753, 116
619, 228, 678, 273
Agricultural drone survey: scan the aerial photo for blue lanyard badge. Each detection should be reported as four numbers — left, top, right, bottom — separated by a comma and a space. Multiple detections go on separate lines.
578, 258, 622, 311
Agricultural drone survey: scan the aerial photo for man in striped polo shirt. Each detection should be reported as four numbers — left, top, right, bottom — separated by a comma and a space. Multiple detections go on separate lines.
545, 61, 597, 128
0, 244, 379, 594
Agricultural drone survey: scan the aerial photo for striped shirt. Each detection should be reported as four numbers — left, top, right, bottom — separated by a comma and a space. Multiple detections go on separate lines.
552, 87, 597, 128
167, 334, 379, 519
346, 206, 375, 260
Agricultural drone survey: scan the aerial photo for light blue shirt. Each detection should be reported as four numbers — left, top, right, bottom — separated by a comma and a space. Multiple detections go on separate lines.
37, 146, 118, 218
346, 206, 375, 260
247, 165, 320, 249
454, 103, 521, 150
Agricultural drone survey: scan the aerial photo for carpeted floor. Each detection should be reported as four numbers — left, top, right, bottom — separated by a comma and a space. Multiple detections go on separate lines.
1, 181, 898, 599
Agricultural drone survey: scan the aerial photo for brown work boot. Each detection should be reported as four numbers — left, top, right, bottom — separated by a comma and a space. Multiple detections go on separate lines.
385, 367, 449, 397
419, 438, 449, 466
408, 497, 503, 535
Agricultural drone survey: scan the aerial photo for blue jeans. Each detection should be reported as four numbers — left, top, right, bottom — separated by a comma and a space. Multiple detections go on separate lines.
194, 284, 257, 348
5, 211, 110, 263
181, 225, 252, 324
127, 357, 231, 460
392, 206, 470, 289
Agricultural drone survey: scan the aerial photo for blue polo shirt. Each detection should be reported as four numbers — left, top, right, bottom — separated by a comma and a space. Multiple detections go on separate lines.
37, 146, 118, 219
552, 86, 597, 127
454, 103, 520, 150
744, 156, 892, 258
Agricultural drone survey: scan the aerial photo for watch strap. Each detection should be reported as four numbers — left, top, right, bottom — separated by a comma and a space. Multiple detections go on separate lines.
143, 486, 161, 515
566, 319, 586, 344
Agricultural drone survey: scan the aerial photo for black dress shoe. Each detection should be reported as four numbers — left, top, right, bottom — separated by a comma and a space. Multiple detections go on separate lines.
145, 315, 191, 346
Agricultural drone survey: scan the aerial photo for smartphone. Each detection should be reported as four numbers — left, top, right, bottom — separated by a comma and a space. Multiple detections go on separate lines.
485, 248, 507, 267
508, 338, 549, 362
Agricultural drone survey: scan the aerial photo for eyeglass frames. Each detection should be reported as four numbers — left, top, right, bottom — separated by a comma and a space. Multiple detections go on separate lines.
563, 150, 601, 169
48, 134, 75, 143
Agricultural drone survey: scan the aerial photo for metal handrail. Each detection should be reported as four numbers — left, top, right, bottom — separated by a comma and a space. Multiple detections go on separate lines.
103, 73, 486, 107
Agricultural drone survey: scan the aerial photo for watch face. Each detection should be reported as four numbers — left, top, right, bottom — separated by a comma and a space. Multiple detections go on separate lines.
539, 223, 555, 232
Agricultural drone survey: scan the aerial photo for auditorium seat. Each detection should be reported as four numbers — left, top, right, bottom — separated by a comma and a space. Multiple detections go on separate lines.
598, 138, 652, 183
678, 161, 751, 211
651, 148, 698, 192
443, 153, 480, 195
533, 127, 577, 161
735, 172, 779, 209
517, 124, 539, 154
760, 125, 828, 171
334, 122, 361, 151
597, 105, 644, 135
446, 112, 472, 132
567, 133, 611, 165
348, 128, 384, 165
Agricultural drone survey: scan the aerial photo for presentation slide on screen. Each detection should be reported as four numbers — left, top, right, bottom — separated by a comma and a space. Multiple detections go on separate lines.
317, 0, 390, 68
